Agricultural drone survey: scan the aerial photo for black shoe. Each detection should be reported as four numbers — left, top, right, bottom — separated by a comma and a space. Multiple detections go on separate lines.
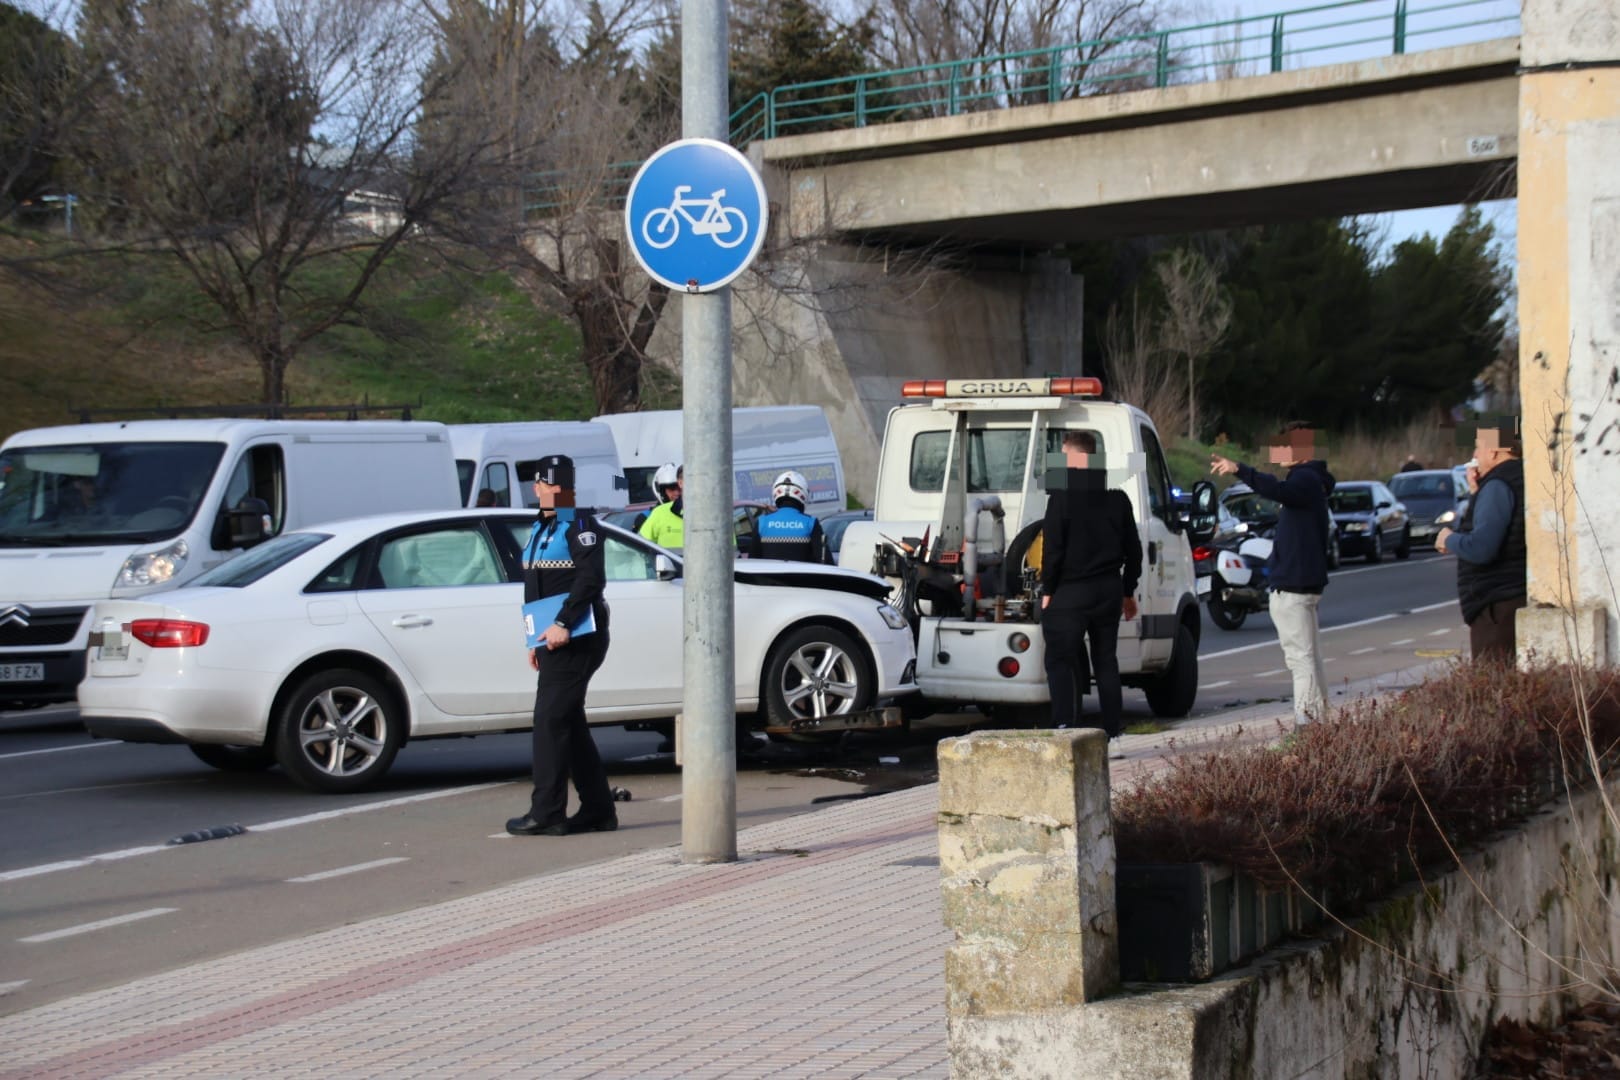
506, 815, 568, 836
566, 810, 619, 834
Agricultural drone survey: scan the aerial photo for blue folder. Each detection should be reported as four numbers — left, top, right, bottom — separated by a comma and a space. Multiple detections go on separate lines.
523, 593, 597, 649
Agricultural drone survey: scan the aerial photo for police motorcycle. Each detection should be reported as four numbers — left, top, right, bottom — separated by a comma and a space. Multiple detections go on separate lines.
1193, 505, 1274, 631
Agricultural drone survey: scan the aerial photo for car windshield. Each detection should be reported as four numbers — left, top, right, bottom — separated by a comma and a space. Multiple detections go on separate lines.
190, 532, 331, 587
1223, 493, 1279, 523
1390, 474, 1453, 499
1330, 489, 1375, 513
0, 441, 225, 546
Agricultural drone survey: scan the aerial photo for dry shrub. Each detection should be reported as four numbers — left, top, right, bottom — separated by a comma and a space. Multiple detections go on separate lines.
1322, 417, 1465, 481
1115, 663, 1620, 910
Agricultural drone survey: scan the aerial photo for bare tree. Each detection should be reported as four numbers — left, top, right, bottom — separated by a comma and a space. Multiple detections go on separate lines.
1102, 293, 1187, 441
0, 1, 93, 224
419, 0, 676, 415
60, 0, 476, 405
1153, 246, 1230, 441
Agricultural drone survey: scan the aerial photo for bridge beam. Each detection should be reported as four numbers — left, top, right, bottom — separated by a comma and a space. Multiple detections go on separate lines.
1516, 0, 1620, 665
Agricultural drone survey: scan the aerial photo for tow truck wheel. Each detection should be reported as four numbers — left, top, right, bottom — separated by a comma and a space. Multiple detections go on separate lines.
1002, 521, 1045, 597
1143, 625, 1198, 718
762, 625, 874, 742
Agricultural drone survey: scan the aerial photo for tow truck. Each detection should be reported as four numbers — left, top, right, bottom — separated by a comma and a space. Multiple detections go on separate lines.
836, 377, 1218, 723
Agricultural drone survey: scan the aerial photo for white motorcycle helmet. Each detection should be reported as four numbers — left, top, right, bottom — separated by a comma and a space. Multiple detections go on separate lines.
652, 462, 680, 502
772, 470, 809, 508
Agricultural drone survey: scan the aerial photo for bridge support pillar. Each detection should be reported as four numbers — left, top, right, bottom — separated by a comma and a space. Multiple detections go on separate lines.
1516, 0, 1620, 666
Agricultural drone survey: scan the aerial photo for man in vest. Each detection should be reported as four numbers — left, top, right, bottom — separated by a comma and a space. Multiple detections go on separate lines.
756, 470, 829, 563
632, 462, 680, 533
506, 454, 618, 836
1435, 416, 1526, 664
638, 464, 685, 550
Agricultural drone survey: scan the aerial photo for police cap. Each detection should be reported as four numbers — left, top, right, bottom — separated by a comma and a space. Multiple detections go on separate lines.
532, 454, 576, 490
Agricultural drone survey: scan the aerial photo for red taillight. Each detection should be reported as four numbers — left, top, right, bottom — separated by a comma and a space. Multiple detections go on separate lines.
997, 657, 1020, 678
129, 619, 209, 648
1008, 632, 1031, 654
1193, 545, 1215, 561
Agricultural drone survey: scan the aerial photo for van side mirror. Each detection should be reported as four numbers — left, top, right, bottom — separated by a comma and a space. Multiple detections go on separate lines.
222, 498, 272, 548
655, 554, 679, 581
1187, 481, 1219, 545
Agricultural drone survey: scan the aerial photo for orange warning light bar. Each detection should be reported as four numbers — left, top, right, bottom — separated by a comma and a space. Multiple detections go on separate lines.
900, 377, 1104, 399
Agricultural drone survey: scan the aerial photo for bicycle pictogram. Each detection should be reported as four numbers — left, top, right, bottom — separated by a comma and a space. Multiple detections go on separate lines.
640, 186, 749, 251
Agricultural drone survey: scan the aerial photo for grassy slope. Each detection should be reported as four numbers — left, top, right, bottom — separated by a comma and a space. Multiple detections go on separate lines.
0, 241, 680, 444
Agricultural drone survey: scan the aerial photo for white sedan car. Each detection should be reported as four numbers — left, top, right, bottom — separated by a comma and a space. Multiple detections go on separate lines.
78, 510, 919, 792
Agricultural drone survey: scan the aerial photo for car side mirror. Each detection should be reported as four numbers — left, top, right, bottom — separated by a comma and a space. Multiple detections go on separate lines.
1377, 501, 1392, 511
655, 554, 679, 581
1187, 480, 1219, 545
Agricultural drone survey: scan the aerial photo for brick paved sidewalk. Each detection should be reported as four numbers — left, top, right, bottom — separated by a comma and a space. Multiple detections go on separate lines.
0, 662, 1440, 1080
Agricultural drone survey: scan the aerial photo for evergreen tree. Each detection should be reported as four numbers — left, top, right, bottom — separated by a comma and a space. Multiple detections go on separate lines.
731, 0, 873, 133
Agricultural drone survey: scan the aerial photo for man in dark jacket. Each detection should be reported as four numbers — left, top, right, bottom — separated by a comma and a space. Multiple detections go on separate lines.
1039, 430, 1142, 737
506, 454, 618, 837
1211, 423, 1337, 723
1435, 417, 1525, 664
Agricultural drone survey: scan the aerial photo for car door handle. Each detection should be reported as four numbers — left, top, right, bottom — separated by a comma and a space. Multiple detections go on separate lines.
392, 615, 434, 629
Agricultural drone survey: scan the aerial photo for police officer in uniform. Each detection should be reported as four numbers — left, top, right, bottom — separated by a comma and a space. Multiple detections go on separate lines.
755, 470, 829, 563
632, 462, 680, 533
638, 464, 686, 550
506, 454, 618, 836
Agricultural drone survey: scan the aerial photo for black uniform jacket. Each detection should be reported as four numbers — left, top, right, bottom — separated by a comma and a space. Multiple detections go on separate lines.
522, 508, 610, 634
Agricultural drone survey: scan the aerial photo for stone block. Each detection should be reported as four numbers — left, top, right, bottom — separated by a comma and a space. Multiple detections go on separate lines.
1518, 603, 1609, 670
938, 729, 1118, 1013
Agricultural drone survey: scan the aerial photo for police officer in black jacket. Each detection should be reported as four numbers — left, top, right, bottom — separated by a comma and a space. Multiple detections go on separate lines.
1039, 431, 1143, 737
506, 454, 618, 837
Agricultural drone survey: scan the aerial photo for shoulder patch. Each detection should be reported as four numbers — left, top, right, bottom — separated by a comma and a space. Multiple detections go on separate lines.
576, 530, 598, 547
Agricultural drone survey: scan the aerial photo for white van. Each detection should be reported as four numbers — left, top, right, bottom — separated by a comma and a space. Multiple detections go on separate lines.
592, 406, 847, 515
449, 422, 629, 512
0, 418, 460, 707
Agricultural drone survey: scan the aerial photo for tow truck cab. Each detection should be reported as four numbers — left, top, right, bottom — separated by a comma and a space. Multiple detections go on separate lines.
837, 377, 1217, 720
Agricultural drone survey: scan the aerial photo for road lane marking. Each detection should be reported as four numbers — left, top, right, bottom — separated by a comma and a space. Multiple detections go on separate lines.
1255, 668, 1288, 677
1199, 613, 1396, 660
1428, 628, 1451, 636
0, 781, 511, 883
1350, 647, 1377, 655
286, 857, 409, 884
658, 793, 684, 803
0, 741, 122, 762
1329, 556, 1450, 580
0, 980, 28, 996
19, 908, 176, 944
0, 778, 208, 802
1199, 681, 1232, 690
1411, 600, 1455, 613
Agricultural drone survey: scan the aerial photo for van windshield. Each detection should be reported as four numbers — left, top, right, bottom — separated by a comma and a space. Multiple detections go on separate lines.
0, 441, 226, 546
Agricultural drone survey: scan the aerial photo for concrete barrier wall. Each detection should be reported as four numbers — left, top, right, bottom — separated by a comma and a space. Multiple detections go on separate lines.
938, 729, 1620, 1079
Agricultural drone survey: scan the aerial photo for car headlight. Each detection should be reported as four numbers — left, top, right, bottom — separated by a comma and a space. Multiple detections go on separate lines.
1435, 510, 1456, 525
877, 603, 909, 631
1344, 522, 1366, 532
115, 539, 189, 590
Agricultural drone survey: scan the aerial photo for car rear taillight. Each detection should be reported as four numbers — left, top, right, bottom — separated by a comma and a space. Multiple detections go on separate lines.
129, 619, 210, 648
1192, 545, 1215, 561
997, 657, 1020, 678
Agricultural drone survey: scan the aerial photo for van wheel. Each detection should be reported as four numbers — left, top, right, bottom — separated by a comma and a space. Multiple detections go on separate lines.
1143, 626, 1198, 719
274, 668, 402, 793
190, 744, 275, 772
762, 625, 873, 737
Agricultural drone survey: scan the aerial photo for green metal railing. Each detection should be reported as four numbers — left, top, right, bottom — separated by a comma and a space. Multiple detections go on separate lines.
749, 0, 1517, 141
530, 0, 1518, 209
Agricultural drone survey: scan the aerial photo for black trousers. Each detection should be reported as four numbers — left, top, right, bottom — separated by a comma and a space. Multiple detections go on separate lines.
1041, 576, 1124, 735
530, 629, 612, 823
1469, 595, 1527, 666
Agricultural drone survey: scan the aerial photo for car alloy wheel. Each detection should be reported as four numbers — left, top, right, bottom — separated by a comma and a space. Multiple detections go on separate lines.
763, 624, 875, 738
275, 668, 402, 793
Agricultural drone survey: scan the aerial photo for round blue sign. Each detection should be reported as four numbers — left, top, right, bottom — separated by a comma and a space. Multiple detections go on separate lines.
624, 138, 768, 293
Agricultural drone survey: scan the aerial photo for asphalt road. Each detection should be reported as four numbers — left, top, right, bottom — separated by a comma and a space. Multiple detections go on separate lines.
0, 549, 1464, 1014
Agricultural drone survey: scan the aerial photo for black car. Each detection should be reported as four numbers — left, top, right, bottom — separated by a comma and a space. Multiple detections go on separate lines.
1329, 481, 1410, 563
1388, 469, 1468, 547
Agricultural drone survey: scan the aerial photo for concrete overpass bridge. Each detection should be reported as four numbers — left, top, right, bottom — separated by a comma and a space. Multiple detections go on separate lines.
655, 0, 1615, 663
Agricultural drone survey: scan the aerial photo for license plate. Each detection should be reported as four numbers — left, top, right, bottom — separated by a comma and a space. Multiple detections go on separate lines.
1196, 578, 1211, 598
98, 644, 130, 661
0, 662, 45, 682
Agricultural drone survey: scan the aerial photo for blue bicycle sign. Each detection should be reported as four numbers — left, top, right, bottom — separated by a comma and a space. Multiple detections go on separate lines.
640, 186, 749, 251
625, 139, 768, 293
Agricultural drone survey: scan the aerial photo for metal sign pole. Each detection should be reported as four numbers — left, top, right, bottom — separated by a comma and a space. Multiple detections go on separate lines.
680, 0, 738, 863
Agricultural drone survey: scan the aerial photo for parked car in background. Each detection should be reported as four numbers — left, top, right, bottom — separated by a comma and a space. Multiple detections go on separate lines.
1329, 481, 1411, 562
820, 508, 874, 564
600, 501, 772, 557
77, 510, 918, 792
1388, 469, 1469, 547
1218, 483, 1340, 570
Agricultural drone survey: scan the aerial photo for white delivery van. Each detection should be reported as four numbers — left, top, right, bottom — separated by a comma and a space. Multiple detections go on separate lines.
449, 422, 629, 512
0, 418, 461, 707
592, 406, 847, 515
